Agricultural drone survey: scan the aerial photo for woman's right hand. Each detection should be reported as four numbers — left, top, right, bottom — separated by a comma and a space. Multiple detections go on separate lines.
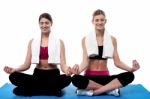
4, 66, 16, 74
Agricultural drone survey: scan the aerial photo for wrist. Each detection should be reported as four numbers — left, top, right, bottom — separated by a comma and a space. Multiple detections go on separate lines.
14, 68, 19, 72
129, 68, 134, 72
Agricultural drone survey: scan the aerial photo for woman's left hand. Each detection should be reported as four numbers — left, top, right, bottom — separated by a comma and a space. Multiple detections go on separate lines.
131, 60, 140, 72
71, 64, 79, 75
65, 66, 72, 76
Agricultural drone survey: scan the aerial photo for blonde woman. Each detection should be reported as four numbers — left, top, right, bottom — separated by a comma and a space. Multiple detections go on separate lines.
71, 9, 140, 96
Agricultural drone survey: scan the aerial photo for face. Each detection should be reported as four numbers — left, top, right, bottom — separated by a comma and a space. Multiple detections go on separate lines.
92, 15, 106, 30
39, 18, 52, 34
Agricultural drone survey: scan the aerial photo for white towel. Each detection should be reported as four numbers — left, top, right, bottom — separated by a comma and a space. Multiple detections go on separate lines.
85, 30, 114, 58
31, 33, 60, 64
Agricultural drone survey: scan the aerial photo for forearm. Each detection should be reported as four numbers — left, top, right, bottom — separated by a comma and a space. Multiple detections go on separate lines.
115, 61, 132, 72
78, 62, 88, 74
60, 64, 68, 73
15, 64, 30, 72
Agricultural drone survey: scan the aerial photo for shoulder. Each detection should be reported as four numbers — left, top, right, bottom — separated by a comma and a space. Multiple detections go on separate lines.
59, 39, 65, 48
28, 38, 34, 46
59, 39, 64, 44
111, 35, 117, 45
82, 36, 86, 42
29, 38, 34, 43
111, 36, 117, 46
30, 37, 40, 43
81, 36, 86, 45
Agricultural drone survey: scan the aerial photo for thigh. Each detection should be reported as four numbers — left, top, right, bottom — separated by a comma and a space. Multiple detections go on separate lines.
72, 75, 90, 89
72, 75, 112, 89
110, 72, 134, 86
9, 72, 34, 87
85, 75, 113, 85
53, 74, 71, 90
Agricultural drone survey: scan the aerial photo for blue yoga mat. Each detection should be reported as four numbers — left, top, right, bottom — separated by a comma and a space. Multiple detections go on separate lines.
0, 83, 150, 99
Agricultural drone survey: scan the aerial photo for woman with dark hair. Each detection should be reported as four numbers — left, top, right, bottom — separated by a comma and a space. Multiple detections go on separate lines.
71, 9, 140, 96
4, 13, 71, 96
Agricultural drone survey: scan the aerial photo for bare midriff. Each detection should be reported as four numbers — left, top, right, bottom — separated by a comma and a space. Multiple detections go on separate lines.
87, 59, 108, 71
36, 60, 58, 70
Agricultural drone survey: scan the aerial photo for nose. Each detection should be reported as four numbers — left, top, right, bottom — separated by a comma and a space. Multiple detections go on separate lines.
42, 23, 47, 27
41, 24, 48, 29
97, 20, 103, 24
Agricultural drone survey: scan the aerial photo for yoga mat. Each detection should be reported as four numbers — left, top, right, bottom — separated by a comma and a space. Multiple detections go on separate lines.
0, 83, 149, 99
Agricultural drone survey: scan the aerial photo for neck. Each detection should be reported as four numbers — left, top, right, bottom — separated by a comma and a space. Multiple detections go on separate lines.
41, 32, 50, 38
41, 33, 49, 46
95, 29, 104, 37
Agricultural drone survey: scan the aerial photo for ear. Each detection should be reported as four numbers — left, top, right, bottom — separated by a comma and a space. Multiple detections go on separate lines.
50, 22, 52, 26
105, 19, 107, 24
91, 19, 94, 24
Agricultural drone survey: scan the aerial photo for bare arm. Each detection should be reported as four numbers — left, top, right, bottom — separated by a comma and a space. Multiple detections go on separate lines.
4, 39, 32, 74
112, 36, 140, 72
79, 37, 89, 73
60, 39, 71, 75
15, 39, 32, 71
72, 37, 89, 74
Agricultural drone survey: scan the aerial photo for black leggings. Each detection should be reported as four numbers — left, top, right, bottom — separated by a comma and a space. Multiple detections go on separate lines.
9, 68, 71, 96
72, 72, 134, 89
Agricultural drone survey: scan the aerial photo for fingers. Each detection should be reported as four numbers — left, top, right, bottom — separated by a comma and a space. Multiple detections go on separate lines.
65, 64, 80, 75
65, 67, 72, 76
4, 66, 8, 72
73, 64, 79, 73
72, 64, 79, 74
68, 67, 72, 75
133, 60, 140, 67
4, 66, 14, 74
132, 60, 140, 71
4, 66, 10, 73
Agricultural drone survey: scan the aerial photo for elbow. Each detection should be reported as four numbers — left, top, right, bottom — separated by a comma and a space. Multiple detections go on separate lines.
24, 65, 30, 71
114, 57, 122, 66
114, 61, 121, 68
24, 63, 31, 70
27, 65, 31, 70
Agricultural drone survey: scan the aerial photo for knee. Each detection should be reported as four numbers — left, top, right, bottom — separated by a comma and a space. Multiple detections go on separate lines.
127, 72, 135, 83
9, 72, 18, 82
71, 75, 88, 89
66, 76, 72, 85
61, 74, 72, 85
71, 75, 81, 86
118, 72, 135, 86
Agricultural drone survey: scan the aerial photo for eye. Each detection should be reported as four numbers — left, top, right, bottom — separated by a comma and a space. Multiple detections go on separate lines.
95, 19, 99, 22
45, 22, 50, 25
101, 19, 105, 22
40, 22, 43, 25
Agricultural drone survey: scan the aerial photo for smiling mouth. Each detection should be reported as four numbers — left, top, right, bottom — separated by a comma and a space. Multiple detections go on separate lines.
42, 28, 47, 30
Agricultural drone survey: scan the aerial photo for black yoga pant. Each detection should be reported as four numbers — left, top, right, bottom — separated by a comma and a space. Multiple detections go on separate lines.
9, 68, 71, 96
72, 72, 134, 89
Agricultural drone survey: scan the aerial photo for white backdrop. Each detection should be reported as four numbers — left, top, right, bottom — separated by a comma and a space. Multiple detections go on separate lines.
0, 0, 150, 91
